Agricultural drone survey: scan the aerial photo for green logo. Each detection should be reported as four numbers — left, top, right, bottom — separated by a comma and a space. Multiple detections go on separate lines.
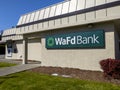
47, 37, 54, 47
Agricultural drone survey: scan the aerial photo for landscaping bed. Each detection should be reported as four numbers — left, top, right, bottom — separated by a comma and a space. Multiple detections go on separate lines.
29, 66, 120, 85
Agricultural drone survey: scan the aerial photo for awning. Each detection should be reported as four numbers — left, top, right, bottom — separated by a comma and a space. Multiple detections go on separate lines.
0, 41, 6, 44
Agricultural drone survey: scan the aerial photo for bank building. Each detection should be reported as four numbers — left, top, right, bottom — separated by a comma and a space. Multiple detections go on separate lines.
1, 0, 120, 71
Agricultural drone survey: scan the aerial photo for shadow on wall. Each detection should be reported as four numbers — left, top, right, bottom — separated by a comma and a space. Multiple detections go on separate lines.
12, 42, 18, 53
0, 44, 5, 55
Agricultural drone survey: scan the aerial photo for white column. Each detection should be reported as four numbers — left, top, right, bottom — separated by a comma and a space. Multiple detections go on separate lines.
23, 38, 27, 64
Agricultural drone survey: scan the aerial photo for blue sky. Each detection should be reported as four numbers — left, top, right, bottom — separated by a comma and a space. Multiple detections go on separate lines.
0, 0, 63, 31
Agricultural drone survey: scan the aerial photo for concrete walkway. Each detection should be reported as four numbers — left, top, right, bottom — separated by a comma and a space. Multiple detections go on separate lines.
0, 59, 41, 76
0, 64, 41, 76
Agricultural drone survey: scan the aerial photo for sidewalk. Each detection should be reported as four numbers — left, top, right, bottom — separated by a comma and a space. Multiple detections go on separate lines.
0, 64, 41, 76
0, 59, 41, 76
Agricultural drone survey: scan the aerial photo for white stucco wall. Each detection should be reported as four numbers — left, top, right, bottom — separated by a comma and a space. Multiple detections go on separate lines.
27, 39, 42, 61
5, 22, 118, 71
40, 22, 116, 71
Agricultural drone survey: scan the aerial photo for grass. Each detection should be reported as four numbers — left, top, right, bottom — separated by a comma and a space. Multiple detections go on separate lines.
0, 62, 16, 68
0, 71, 120, 90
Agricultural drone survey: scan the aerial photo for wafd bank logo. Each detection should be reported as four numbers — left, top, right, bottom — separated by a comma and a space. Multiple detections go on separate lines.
46, 30, 105, 49
47, 37, 55, 47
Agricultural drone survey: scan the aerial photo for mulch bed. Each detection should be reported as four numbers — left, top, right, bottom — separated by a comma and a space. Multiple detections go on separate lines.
29, 66, 120, 85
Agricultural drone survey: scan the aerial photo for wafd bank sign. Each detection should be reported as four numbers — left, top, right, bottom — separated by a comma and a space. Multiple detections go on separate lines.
46, 30, 105, 49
